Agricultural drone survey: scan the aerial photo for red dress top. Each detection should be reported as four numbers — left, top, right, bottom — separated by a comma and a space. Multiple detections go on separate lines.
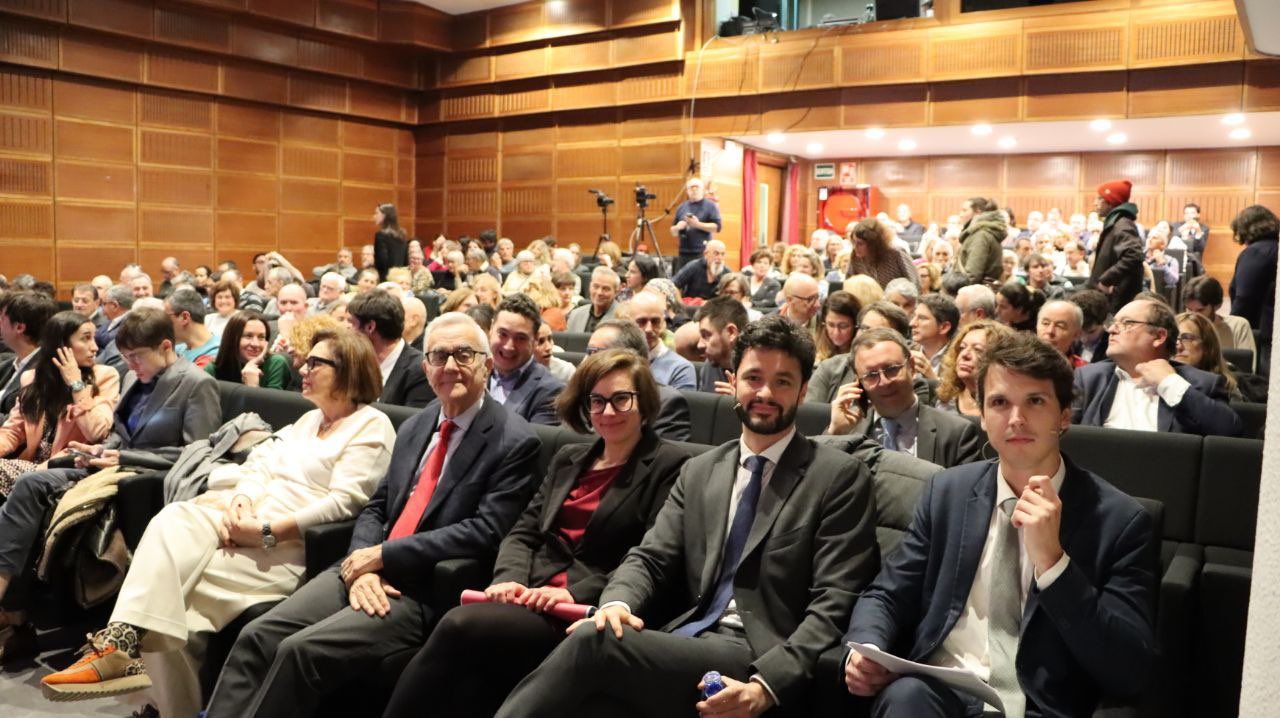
544, 463, 624, 590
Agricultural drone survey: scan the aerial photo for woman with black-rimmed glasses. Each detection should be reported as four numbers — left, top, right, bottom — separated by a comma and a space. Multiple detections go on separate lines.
381, 348, 690, 718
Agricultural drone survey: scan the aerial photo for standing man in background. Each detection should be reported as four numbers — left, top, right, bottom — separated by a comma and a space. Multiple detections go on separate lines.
671, 177, 722, 273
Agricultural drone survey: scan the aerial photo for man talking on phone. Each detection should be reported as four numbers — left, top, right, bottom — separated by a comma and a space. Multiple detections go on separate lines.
670, 177, 722, 273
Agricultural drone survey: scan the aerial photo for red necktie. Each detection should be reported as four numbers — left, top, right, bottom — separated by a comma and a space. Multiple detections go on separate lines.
388, 420, 457, 540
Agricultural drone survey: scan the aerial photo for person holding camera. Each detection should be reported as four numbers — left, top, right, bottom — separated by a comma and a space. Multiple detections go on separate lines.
670, 178, 722, 273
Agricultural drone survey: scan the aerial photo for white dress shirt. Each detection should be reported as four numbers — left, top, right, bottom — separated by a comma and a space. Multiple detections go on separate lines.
1103, 366, 1190, 431
413, 395, 484, 482
927, 458, 1070, 695
378, 339, 406, 388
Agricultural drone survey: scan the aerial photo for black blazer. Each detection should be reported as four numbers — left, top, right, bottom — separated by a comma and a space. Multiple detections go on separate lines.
382, 344, 434, 409
845, 458, 1158, 717
1072, 359, 1242, 437
653, 385, 691, 442
498, 360, 563, 426
350, 396, 541, 603
491, 430, 689, 605
849, 403, 984, 469
374, 229, 409, 281
1088, 209, 1144, 312
600, 433, 880, 706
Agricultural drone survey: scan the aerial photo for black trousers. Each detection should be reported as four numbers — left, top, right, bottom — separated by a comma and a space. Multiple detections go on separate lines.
382, 601, 566, 718
870, 675, 985, 718
0, 468, 86, 609
493, 624, 756, 718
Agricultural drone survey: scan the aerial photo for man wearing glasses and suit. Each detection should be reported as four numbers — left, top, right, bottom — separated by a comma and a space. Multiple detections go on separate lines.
205, 313, 541, 718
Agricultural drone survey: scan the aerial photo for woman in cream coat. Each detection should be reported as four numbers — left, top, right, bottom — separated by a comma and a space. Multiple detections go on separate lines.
42, 328, 396, 718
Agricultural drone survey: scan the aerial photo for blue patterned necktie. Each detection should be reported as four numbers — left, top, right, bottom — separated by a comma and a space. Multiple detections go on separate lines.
674, 455, 767, 637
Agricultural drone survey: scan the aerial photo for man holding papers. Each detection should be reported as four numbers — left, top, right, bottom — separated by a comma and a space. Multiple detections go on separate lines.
843, 332, 1157, 717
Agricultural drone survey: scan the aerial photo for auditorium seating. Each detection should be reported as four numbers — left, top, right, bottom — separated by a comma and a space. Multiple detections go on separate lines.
1231, 400, 1266, 439
106, 384, 1260, 718
1223, 347, 1255, 374
552, 331, 591, 352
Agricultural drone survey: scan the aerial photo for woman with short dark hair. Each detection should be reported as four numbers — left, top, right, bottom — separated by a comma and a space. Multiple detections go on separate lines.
381, 349, 689, 718
41, 328, 394, 717
995, 280, 1045, 333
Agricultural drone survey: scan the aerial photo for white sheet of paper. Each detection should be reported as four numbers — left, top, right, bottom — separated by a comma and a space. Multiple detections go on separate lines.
847, 642, 1005, 713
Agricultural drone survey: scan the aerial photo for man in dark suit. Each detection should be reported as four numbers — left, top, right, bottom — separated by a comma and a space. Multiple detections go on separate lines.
827, 328, 983, 469
588, 320, 691, 442
844, 332, 1157, 717
1073, 298, 1241, 437
1170, 202, 1209, 256
0, 290, 56, 415
347, 289, 434, 408
1088, 180, 1145, 313
0, 308, 220, 638
205, 313, 541, 718
488, 294, 564, 426
694, 295, 748, 395
496, 315, 880, 718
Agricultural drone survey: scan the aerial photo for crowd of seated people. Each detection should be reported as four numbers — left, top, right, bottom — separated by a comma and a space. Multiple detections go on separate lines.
0, 183, 1270, 718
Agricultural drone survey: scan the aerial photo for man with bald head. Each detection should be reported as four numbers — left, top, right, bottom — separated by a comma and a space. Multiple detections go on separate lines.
1037, 300, 1086, 368
776, 273, 821, 333
158, 257, 181, 297
401, 295, 427, 352
275, 284, 308, 323
672, 239, 729, 301
670, 177, 722, 271
628, 289, 695, 390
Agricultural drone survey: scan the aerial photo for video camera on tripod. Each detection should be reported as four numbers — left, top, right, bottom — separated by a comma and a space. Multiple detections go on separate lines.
634, 184, 657, 209
588, 188, 614, 210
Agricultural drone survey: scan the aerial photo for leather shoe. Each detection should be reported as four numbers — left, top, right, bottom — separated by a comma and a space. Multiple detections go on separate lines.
0, 621, 37, 667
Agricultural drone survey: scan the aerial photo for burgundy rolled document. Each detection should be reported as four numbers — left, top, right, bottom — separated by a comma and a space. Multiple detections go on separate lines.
459, 589, 596, 622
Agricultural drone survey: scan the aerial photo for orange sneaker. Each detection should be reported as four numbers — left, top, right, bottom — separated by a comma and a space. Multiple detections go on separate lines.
41, 632, 150, 701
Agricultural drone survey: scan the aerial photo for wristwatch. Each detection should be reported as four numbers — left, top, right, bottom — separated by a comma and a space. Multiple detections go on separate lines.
68, 380, 86, 393
261, 522, 277, 549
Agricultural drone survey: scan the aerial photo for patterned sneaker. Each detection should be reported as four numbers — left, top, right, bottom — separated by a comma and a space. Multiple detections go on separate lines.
40, 631, 151, 701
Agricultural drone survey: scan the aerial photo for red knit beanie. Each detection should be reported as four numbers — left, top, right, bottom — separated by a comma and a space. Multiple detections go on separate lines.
1097, 179, 1132, 204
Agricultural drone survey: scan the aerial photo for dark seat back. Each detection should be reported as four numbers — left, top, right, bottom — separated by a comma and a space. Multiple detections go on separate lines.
552, 331, 592, 352
1222, 347, 1254, 374
1060, 425, 1200, 543
1195, 437, 1263, 552
219, 381, 314, 430
560, 351, 587, 366
796, 402, 830, 437
1229, 401, 1265, 440
371, 402, 420, 430
682, 390, 728, 446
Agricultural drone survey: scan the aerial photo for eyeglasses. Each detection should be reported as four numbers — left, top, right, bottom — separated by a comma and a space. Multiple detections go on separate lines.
857, 362, 907, 387
789, 293, 820, 304
1176, 333, 1202, 345
1108, 319, 1160, 334
303, 356, 339, 372
426, 348, 486, 367
584, 391, 638, 415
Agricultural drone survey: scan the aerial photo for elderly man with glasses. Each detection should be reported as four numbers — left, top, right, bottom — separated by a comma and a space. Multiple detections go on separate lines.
774, 273, 822, 336
1071, 299, 1241, 436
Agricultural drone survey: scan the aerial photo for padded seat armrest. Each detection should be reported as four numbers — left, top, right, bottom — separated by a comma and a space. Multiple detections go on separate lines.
1146, 543, 1202, 717
115, 471, 166, 550
430, 556, 495, 613
302, 520, 356, 579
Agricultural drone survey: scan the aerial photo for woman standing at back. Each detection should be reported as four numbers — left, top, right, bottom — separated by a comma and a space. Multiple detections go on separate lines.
373, 203, 408, 281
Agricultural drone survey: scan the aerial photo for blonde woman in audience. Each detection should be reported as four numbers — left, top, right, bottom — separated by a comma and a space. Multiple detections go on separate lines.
780, 245, 823, 279
440, 286, 480, 314
526, 238, 553, 266
276, 314, 343, 388
824, 250, 853, 283
768, 241, 787, 268
595, 240, 623, 270
41, 329, 394, 718
471, 273, 502, 308
204, 280, 240, 337
405, 242, 433, 293
1175, 312, 1241, 400
999, 249, 1018, 284
843, 274, 885, 310
502, 251, 538, 295
936, 319, 1015, 418
917, 262, 941, 294
525, 272, 568, 332
386, 267, 414, 297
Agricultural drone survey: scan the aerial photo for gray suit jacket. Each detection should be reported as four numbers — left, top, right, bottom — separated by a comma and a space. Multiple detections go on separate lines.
498, 360, 565, 426
565, 302, 615, 333
107, 358, 221, 470
805, 354, 935, 407
599, 432, 880, 706
846, 403, 984, 469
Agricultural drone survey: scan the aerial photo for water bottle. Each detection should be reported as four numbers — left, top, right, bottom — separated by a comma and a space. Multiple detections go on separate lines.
701, 670, 725, 700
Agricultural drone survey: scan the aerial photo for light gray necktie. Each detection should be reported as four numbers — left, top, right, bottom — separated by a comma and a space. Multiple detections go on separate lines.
988, 496, 1026, 718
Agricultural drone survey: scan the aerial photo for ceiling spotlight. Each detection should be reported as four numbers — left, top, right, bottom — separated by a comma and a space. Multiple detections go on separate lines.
1106, 132, 1127, 145
1222, 113, 1246, 126
805, 142, 824, 155
972, 123, 993, 136
1090, 119, 1112, 132
546, 0, 566, 12
865, 127, 886, 140
898, 139, 917, 152
997, 136, 1017, 149
1229, 127, 1252, 140
766, 132, 785, 145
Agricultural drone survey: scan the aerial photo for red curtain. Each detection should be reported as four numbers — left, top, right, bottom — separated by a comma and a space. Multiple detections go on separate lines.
781, 160, 801, 245
741, 148, 757, 264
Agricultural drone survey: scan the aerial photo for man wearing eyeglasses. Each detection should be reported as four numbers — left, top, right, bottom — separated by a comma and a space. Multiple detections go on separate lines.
1072, 299, 1242, 436
487, 294, 564, 425
827, 328, 983, 469
774, 273, 821, 335
206, 313, 541, 718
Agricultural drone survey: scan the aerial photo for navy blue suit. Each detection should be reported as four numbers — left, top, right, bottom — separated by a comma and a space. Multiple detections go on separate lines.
493, 360, 564, 426
844, 458, 1158, 718
1072, 359, 1242, 437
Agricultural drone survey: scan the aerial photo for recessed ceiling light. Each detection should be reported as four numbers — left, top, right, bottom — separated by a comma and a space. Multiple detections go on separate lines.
1106, 132, 1127, 145
972, 123, 993, 136
865, 127, 886, 140
1090, 119, 1113, 132
805, 142, 824, 154
898, 139, 917, 152
997, 136, 1017, 149
766, 132, 785, 145
547, 0, 566, 12
1229, 127, 1252, 140
1222, 113, 1246, 126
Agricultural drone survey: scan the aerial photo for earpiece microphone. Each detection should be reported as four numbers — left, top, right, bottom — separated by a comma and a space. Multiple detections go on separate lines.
731, 402, 743, 411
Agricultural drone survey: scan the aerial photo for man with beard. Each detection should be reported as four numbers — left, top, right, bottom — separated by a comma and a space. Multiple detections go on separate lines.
496, 314, 879, 718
